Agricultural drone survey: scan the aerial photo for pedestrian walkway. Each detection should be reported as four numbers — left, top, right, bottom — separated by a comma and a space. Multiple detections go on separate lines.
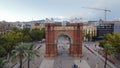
39, 58, 54, 68
85, 45, 116, 68
13, 62, 19, 68
74, 60, 91, 68
53, 56, 74, 68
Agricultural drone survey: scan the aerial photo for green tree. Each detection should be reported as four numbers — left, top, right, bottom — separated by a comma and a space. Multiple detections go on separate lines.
21, 28, 32, 42
10, 42, 28, 68
85, 34, 91, 41
0, 58, 8, 68
12, 27, 22, 32
41, 28, 45, 38
0, 46, 6, 57
99, 33, 118, 68
2, 31, 23, 59
30, 28, 45, 41
0, 35, 7, 57
102, 43, 115, 68
26, 43, 40, 68
100, 32, 120, 53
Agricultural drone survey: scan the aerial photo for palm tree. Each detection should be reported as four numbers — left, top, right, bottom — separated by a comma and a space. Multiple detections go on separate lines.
10, 42, 28, 68
26, 43, 40, 68
0, 58, 8, 68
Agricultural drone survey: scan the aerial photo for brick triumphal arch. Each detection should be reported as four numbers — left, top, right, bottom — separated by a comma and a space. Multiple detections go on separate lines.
45, 23, 83, 57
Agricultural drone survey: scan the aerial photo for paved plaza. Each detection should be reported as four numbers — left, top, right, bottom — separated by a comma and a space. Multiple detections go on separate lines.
13, 41, 118, 68
39, 58, 54, 68
39, 57, 91, 68
74, 60, 90, 68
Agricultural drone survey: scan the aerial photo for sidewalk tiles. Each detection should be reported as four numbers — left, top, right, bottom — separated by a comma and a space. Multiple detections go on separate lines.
39, 58, 54, 68
74, 60, 91, 68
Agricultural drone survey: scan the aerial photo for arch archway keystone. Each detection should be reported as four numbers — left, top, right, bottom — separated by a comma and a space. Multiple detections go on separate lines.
45, 23, 83, 57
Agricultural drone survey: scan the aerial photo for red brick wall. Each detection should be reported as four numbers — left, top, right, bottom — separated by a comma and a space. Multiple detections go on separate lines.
45, 23, 83, 57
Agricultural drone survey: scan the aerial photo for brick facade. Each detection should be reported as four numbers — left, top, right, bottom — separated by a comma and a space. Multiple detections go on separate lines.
45, 23, 83, 57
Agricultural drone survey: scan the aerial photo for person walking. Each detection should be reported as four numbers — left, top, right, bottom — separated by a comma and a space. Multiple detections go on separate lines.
80, 59, 82, 63
87, 57, 89, 60
72, 64, 78, 68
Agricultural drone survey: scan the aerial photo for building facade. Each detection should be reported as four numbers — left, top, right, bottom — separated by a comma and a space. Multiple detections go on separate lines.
97, 21, 120, 37
0, 21, 14, 34
83, 22, 97, 41
113, 22, 120, 33
31, 23, 45, 30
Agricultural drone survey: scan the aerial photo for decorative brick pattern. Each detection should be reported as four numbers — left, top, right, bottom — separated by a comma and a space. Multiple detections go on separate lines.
45, 23, 83, 57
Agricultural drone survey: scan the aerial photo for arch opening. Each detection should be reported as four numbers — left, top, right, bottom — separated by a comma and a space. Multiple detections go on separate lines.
56, 34, 71, 56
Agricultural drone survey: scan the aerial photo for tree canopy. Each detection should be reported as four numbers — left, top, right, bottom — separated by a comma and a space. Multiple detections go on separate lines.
0, 27, 45, 58
30, 28, 45, 41
99, 32, 120, 53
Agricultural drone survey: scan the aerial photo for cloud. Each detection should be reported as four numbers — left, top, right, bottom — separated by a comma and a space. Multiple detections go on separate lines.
0, 0, 120, 21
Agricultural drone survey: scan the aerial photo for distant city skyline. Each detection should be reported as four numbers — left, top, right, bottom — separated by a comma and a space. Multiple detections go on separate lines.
0, 0, 120, 22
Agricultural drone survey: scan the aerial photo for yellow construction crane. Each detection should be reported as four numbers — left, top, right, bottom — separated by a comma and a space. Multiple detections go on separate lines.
82, 7, 111, 21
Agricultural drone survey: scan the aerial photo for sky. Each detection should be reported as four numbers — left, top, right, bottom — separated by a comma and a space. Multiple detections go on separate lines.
0, 0, 120, 22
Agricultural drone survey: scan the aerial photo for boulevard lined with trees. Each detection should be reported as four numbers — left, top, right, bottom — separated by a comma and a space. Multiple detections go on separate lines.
1, 26, 120, 68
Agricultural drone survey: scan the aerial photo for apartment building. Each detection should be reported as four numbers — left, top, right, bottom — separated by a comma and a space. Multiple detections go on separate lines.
97, 21, 120, 37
